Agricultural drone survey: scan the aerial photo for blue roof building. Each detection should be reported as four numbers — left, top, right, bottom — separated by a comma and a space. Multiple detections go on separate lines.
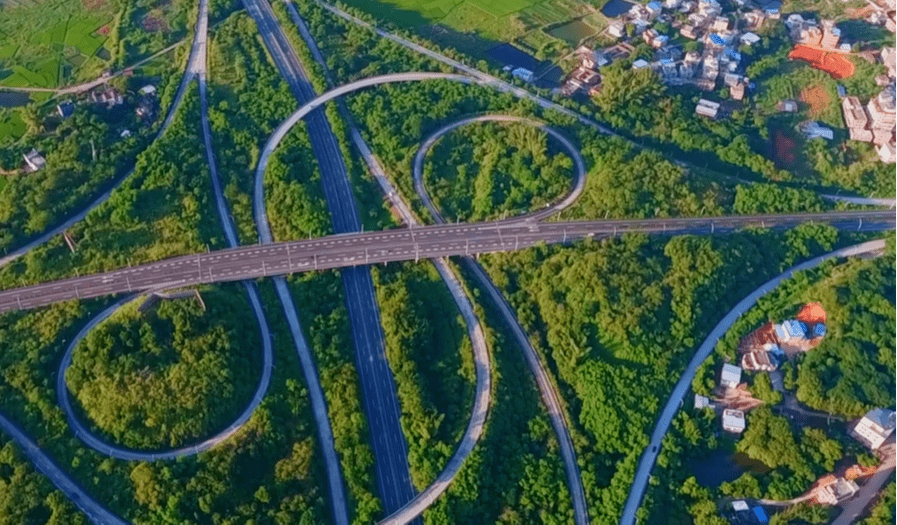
813, 323, 827, 338
753, 506, 769, 523
710, 33, 726, 46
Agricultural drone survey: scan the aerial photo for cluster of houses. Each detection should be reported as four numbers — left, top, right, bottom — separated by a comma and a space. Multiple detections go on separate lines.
617, 0, 760, 97
864, 0, 897, 33
23, 83, 158, 173
842, 83, 896, 163
697, 303, 896, 520
785, 14, 847, 51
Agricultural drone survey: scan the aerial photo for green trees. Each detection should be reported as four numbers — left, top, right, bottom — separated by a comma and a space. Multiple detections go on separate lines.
0, 436, 88, 525
423, 122, 574, 221
65, 286, 262, 450
861, 482, 896, 525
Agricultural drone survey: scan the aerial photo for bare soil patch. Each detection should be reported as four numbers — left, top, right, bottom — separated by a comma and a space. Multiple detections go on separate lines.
800, 85, 831, 118
769, 128, 797, 167
82, 0, 107, 10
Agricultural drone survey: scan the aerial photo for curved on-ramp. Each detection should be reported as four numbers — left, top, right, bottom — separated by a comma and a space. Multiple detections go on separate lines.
56, 287, 274, 461
0, 2, 213, 523
410, 114, 590, 525
619, 238, 888, 524
253, 69, 496, 525
252, 71, 593, 524
0, 1, 208, 270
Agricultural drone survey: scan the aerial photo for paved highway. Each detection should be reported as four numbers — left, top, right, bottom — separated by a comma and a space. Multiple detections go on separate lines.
0, 3, 211, 524
1, 211, 892, 315
619, 238, 889, 524
242, 0, 418, 516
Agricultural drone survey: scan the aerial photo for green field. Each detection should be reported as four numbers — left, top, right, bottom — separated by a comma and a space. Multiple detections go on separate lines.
0, 108, 26, 142
0, 0, 119, 88
341, 0, 593, 55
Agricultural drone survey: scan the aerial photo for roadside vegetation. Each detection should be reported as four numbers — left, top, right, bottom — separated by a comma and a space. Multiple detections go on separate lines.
0, 434, 88, 525
0, 80, 332, 522
861, 482, 896, 525
0, 87, 219, 289
257, 79, 382, 525
207, 11, 309, 243
422, 121, 574, 221
65, 285, 263, 450
371, 262, 475, 489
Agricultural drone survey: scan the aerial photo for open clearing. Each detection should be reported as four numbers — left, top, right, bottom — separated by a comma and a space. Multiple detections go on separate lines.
0, 0, 119, 89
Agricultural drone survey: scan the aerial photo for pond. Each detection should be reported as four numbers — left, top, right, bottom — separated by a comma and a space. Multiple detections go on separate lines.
547, 20, 597, 46
0, 92, 30, 108
688, 449, 771, 488
601, 0, 635, 18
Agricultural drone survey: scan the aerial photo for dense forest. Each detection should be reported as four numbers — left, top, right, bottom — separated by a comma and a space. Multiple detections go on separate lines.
65, 286, 262, 450
422, 122, 573, 221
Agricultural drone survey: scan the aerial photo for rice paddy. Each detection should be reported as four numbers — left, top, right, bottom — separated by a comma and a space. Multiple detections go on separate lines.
0, 0, 119, 89
341, 0, 596, 56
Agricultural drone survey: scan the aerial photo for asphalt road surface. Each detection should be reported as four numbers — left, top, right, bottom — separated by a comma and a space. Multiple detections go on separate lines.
1, 211, 892, 315
619, 238, 890, 525
412, 116, 591, 525
242, 0, 417, 515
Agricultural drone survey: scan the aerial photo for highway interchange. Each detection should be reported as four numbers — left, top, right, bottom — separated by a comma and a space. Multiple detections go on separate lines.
242, 0, 419, 517
0, 0, 894, 524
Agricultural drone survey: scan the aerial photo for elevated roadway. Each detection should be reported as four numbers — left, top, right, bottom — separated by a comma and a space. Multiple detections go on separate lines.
0, 211, 892, 315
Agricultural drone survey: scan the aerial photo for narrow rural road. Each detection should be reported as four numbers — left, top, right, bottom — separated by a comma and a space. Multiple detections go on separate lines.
620, 239, 889, 524
0, 1, 210, 522
831, 440, 896, 525
0, 1, 207, 270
